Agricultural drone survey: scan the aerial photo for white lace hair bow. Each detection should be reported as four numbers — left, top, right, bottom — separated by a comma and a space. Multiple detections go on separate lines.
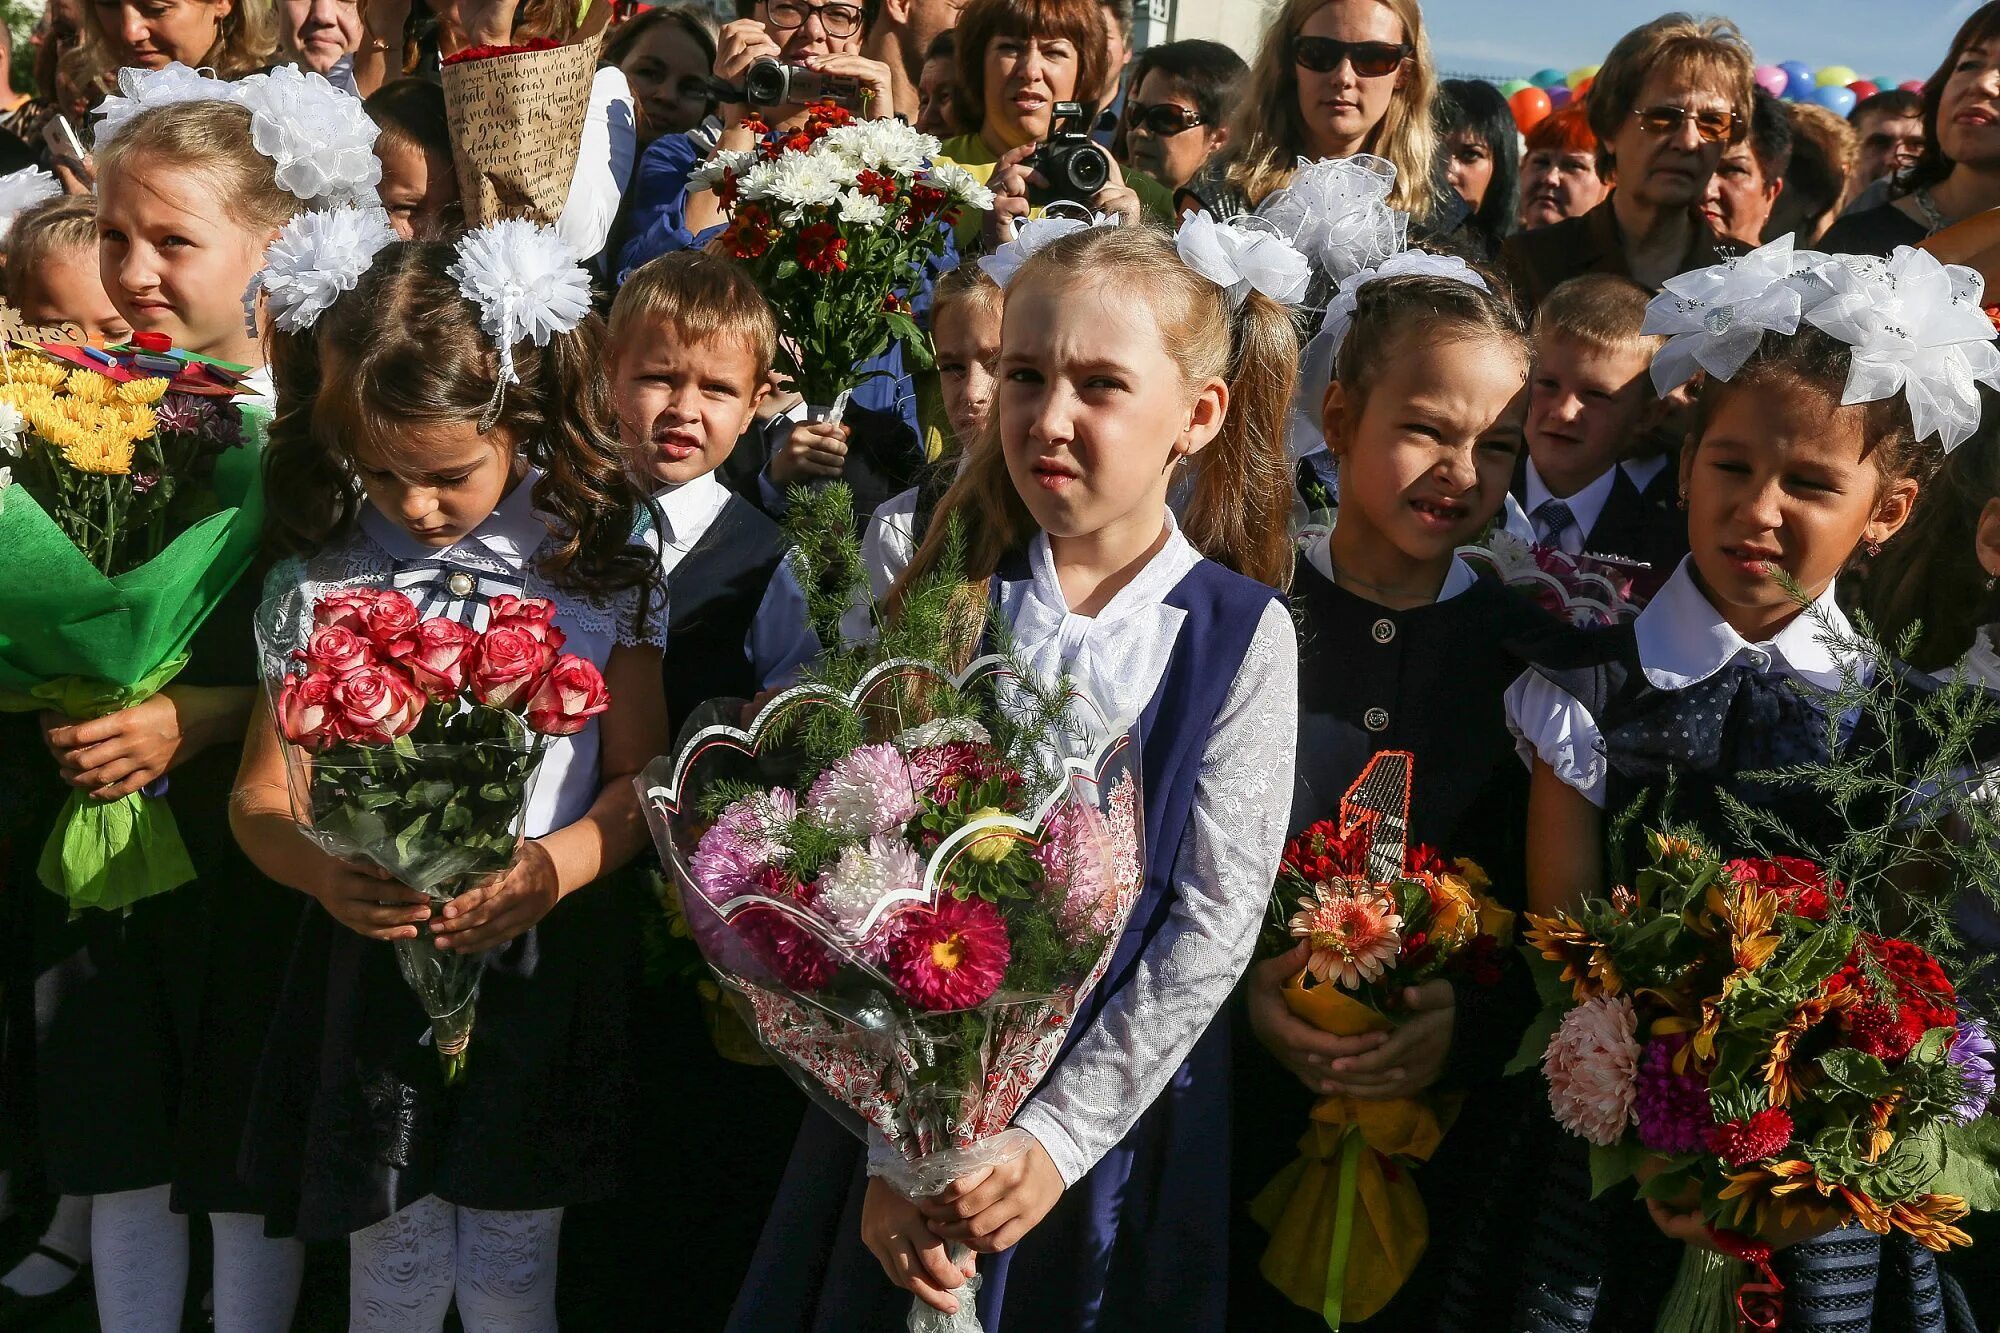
1174, 211, 1312, 308
448, 220, 593, 390
1642, 235, 1828, 396
93, 62, 380, 206
1805, 245, 2000, 452
257, 205, 399, 334
0, 167, 59, 242
977, 213, 1122, 289
1254, 154, 1408, 289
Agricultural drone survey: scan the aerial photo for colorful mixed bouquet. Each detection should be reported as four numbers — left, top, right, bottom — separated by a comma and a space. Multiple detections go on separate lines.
1251, 753, 1515, 1328
693, 102, 993, 409
1457, 529, 1647, 626
257, 587, 609, 1082
1514, 831, 2000, 1330
0, 343, 261, 911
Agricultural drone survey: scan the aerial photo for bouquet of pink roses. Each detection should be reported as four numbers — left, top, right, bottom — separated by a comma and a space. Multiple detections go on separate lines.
256, 586, 608, 1081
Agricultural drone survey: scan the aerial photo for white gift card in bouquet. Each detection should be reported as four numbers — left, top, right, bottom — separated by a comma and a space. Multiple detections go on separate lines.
639, 653, 1145, 1332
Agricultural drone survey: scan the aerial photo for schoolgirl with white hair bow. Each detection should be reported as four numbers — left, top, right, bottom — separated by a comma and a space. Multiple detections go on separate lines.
730, 217, 1307, 1332
228, 211, 667, 1331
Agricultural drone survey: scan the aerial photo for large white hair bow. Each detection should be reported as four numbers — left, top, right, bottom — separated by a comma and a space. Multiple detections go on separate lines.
92, 63, 242, 146
0, 167, 60, 242
1806, 246, 2000, 451
448, 220, 592, 389
1174, 211, 1312, 308
1254, 154, 1407, 289
1642, 236, 1828, 395
258, 205, 399, 333
976, 213, 1122, 289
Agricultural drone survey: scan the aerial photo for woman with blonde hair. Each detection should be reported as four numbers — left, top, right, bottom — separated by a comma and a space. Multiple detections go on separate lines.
63, 0, 277, 105
1177, 0, 1439, 227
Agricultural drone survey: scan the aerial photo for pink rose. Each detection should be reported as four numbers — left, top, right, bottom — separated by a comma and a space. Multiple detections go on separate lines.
302, 625, 376, 677
333, 665, 427, 743
391, 617, 480, 700
313, 589, 381, 634
523, 654, 611, 736
471, 626, 555, 710
359, 590, 421, 654
277, 670, 341, 749
488, 595, 566, 652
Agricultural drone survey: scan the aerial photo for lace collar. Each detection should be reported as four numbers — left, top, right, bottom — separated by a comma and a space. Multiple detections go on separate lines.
1635, 558, 1854, 692
360, 465, 549, 569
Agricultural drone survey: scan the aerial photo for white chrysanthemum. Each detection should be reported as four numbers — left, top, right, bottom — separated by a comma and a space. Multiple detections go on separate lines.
0, 167, 58, 241
260, 206, 398, 333
807, 742, 922, 837
757, 150, 846, 222
896, 716, 991, 749
927, 159, 995, 212
0, 398, 26, 455
814, 835, 923, 939
448, 220, 592, 385
236, 65, 382, 205
823, 119, 935, 176
92, 62, 242, 147
688, 148, 756, 194
835, 188, 887, 226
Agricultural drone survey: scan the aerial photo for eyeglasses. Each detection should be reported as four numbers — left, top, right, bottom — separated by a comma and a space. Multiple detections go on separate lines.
1289, 36, 1411, 78
765, 0, 865, 38
1126, 101, 1207, 136
1631, 104, 1747, 145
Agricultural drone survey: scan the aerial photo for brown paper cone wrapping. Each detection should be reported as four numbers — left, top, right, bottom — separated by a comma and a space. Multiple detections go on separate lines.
441, 34, 606, 227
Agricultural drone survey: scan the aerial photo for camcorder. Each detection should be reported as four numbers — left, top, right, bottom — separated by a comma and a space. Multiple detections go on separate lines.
745, 57, 861, 109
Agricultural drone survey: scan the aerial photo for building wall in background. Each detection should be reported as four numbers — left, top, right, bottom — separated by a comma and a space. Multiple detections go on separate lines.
1135, 0, 1280, 58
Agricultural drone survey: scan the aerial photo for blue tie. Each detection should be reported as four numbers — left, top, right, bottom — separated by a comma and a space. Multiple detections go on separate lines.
1533, 498, 1576, 547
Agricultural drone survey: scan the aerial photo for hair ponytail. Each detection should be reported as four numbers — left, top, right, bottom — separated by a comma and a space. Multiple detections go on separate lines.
1183, 287, 1298, 590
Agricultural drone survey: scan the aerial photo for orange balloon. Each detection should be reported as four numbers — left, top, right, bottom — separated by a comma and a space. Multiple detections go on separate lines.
1572, 76, 1593, 100
1511, 85, 1553, 132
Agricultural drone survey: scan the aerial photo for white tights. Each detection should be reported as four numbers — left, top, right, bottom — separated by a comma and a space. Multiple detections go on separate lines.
348, 1196, 561, 1333
85, 1187, 304, 1333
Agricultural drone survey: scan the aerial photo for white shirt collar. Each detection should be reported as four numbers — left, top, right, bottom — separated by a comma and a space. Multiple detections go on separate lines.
1944, 629, 2000, 689
1634, 558, 1856, 692
1524, 458, 1620, 544
651, 471, 731, 552
361, 466, 548, 567
1622, 454, 1670, 493
1022, 508, 1200, 627
1305, 530, 1477, 603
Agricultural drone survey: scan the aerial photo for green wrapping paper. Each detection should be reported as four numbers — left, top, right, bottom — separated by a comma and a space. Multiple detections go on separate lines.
0, 412, 266, 912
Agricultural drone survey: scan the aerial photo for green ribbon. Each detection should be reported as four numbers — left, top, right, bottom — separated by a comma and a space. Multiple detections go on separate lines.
0, 653, 196, 914
1320, 1128, 1365, 1330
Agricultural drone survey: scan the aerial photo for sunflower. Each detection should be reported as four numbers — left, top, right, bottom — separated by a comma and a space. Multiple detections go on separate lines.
1526, 913, 1622, 1000
1885, 1195, 1972, 1252
1762, 986, 1857, 1106
1719, 1159, 1844, 1237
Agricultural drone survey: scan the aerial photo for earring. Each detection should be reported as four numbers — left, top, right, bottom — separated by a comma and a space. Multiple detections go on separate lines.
1865, 538, 1883, 558
1676, 489, 1687, 511
1986, 575, 1997, 592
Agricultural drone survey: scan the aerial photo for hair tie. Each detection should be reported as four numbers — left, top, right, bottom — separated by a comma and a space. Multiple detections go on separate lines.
256, 205, 399, 333
447, 219, 592, 425
1641, 235, 1826, 396
1254, 153, 1407, 290
0, 167, 59, 241
1173, 211, 1312, 309
977, 213, 1122, 289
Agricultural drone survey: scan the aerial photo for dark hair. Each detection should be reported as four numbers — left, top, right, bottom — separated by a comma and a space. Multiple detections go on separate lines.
1330, 267, 1528, 432
1777, 103, 1856, 238
1747, 90, 1794, 180
1903, 1, 2000, 194
1437, 78, 1520, 250
1097, 0, 1131, 39
1109, 38, 1247, 165
1851, 87, 1923, 127
365, 79, 452, 160
924, 28, 956, 63
264, 242, 654, 606
954, 0, 1110, 130
605, 4, 718, 71
1864, 395, 2000, 670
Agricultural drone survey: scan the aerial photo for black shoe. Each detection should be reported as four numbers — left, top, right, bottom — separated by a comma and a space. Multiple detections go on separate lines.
0, 1247, 90, 1332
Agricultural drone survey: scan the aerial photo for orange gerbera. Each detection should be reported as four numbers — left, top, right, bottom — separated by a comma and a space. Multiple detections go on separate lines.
1719, 1159, 1843, 1237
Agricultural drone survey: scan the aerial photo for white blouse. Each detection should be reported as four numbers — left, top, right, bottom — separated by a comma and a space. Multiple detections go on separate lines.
838, 484, 922, 645
556, 65, 638, 262
1505, 559, 1860, 808
998, 514, 1299, 1187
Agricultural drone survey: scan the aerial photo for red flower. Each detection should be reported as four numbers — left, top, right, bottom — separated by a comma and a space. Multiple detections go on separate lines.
487, 595, 566, 651
277, 669, 341, 749
797, 221, 848, 275
742, 868, 838, 991
1707, 1107, 1794, 1167
357, 589, 420, 654
907, 182, 949, 220
522, 654, 611, 736
470, 625, 555, 710
1728, 856, 1839, 921
302, 624, 375, 677
1828, 936, 1958, 1062
886, 894, 1011, 1011
440, 37, 559, 65
724, 204, 772, 260
331, 664, 427, 744
856, 169, 898, 203
389, 617, 481, 699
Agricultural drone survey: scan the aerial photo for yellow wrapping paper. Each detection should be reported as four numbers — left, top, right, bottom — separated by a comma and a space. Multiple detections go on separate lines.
1250, 974, 1450, 1326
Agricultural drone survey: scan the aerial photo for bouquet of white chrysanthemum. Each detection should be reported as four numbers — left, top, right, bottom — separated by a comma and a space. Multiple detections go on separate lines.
689, 102, 993, 412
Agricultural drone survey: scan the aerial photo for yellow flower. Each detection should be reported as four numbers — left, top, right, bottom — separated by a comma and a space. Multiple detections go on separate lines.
2, 354, 67, 389
59, 431, 135, 475
1452, 857, 1491, 894
63, 368, 114, 401
963, 808, 1018, 863
1525, 913, 1621, 1000
1427, 873, 1481, 950
115, 376, 170, 405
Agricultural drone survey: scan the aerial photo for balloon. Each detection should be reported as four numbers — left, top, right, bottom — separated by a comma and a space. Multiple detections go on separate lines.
1573, 76, 1593, 99
1780, 60, 1815, 101
1901, 80, 1927, 93
1510, 86, 1553, 132
1531, 68, 1567, 89
1811, 85, 1857, 116
1754, 64, 1788, 97
1566, 64, 1599, 89
1500, 78, 1531, 96
1816, 65, 1858, 88
1848, 80, 1879, 100
1549, 86, 1572, 109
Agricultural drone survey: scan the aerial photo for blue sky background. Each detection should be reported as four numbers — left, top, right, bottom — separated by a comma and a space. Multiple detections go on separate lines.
1421, 0, 1980, 84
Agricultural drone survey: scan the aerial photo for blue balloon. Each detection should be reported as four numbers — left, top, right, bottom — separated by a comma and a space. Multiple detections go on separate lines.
1784, 70, 1816, 100
1812, 85, 1858, 116
1531, 67, 1567, 89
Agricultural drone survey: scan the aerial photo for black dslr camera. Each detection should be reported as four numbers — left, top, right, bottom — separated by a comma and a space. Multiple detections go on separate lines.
744, 56, 860, 108
1026, 101, 1108, 209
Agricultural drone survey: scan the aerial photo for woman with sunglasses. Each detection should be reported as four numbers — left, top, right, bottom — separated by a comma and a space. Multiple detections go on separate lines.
1175, 0, 1439, 228
1109, 37, 1245, 195
1821, 1, 2000, 258
1499, 14, 1755, 313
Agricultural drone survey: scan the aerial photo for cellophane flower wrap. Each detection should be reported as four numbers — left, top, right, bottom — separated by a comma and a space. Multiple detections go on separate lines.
255, 586, 609, 1083
0, 343, 261, 912
695, 102, 994, 407
1249, 751, 1516, 1327
638, 488, 1141, 1333
1457, 528, 1651, 625
1512, 830, 2000, 1333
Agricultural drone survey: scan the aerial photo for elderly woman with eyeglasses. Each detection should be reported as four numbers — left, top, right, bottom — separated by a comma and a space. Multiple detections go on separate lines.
1500, 14, 1756, 312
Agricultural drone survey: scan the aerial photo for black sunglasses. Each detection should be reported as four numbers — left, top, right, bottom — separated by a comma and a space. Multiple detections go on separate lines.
1289, 36, 1411, 78
1631, 104, 1747, 145
1126, 101, 1207, 136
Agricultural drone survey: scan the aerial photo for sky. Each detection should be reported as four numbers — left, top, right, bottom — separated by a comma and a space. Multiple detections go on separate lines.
1419, 0, 1981, 84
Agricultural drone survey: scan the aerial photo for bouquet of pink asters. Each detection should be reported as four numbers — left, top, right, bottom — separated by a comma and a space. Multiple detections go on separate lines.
256, 586, 608, 1082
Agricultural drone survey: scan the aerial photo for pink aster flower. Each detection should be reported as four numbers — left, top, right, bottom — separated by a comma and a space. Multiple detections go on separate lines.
740, 869, 838, 992
1287, 879, 1403, 989
807, 743, 923, 837
1037, 776, 1143, 940
814, 835, 923, 943
1544, 995, 1641, 1147
689, 789, 796, 902
886, 894, 1011, 1011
